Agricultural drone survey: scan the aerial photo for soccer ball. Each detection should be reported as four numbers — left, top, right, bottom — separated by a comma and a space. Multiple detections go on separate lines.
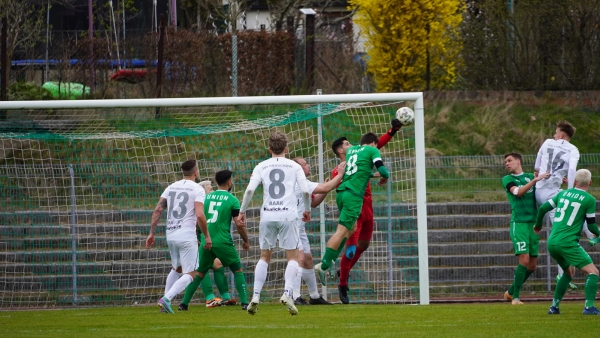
396, 107, 415, 125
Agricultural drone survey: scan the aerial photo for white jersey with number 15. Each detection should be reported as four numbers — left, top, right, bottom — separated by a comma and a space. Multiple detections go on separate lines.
535, 139, 580, 190
249, 157, 308, 221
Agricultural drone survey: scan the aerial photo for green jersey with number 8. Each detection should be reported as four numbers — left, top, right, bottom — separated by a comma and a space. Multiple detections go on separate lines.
337, 145, 383, 196
547, 188, 596, 245
200, 190, 241, 247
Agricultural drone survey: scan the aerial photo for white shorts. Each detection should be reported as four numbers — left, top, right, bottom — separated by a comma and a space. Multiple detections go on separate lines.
298, 221, 311, 254
167, 239, 199, 273
536, 187, 560, 224
261, 220, 299, 250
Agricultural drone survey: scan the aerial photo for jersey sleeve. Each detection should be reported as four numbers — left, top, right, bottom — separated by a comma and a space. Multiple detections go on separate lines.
501, 176, 513, 192
377, 132, 392, 149
307, 181, 319, 195
547, 193, 560, 209
232, 196, 241, 211
534, 140, 549, 171
195, 185, 206, 203
370, 147, 383, 164
160, 187, 169, 199
331, 167, 339, 179
567, 147, 580, 189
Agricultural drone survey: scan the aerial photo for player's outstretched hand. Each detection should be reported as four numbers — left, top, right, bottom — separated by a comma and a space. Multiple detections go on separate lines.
391, 118, 403, 131
589, 236, 600, 246
535, 172, 551, 182
378, 177, 388, 186
204, 237, 212, 250
533, 227, 541, 235
145, 233, 155, 249
302, 210, 311, 222
242, 241, 250, 250
336, 161, 346, 173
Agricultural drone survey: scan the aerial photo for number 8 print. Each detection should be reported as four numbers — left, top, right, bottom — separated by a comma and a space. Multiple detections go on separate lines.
346, 154, 358, 176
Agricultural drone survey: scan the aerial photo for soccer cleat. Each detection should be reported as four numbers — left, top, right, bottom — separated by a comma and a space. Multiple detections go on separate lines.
556, 274, 578, 290
589, 236, 600, 246
511, 298, 524, 305
247, 296, 260, 315
177, 303, 188, 311
583, 306, 600, 315
218, 298, 237, 306
336, 269, 351, 282
548, 306, 561, 315
314, 263, 328, 286
294, 297, 309, 306
309, 296, 333, 305
206, 297, 222, 308
157, 297, 175, 314
338, 285, 350, 304
280, 294, 299, 316
241, 303, 248, 311
503, 291, 513, 302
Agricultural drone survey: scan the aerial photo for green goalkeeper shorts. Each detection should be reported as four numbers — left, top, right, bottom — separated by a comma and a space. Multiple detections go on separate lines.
198, 245, 242, 273
509, 221, 539, 256
336, 189, 364, 230
548, 242, 593, 270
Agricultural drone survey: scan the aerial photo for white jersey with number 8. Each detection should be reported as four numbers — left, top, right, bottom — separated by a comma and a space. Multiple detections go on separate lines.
160, 179, 206, 241
535, 139, 580, 190
249, 157, 308, 221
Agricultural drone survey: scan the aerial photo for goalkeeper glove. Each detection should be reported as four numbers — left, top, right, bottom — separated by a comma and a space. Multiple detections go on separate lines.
387, 118, 403, 136
589, 236, 600, 246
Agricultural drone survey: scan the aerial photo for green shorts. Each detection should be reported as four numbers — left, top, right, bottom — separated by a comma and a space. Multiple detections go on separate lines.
197, 245, 242, 273
336, 189, 364, 230
509, 222, 539, 256
548, 242, 593, 270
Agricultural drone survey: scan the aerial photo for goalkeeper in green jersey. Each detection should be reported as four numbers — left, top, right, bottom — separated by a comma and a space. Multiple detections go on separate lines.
314, 132, 389, 282
502, 153, 550, 305
535, 169, 600, 315
183, 170, 251, 311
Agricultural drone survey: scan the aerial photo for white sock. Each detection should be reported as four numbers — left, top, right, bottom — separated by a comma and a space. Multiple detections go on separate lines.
284, 260, 300, 298
292, 268, 302, 299
165, 274, 193, 301
253, 260, 269, 299
302, 268, 320, 299
165, 269, 181, 294
558, 265, 564, 276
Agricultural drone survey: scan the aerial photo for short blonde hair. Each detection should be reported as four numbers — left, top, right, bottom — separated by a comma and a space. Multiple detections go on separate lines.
575, 169, 592, 186
269, 131, 287, 155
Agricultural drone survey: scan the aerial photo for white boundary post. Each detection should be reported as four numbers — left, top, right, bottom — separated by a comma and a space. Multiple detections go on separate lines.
414, 94, 429, 305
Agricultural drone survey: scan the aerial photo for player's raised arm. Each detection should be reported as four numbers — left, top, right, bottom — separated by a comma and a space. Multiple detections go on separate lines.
377, 118, 403, 149
313, 161, 346, 195
296, 167, 311, 222
534, 140, 547, 172
567, 149, 580, 189
371, 148, 389, 186
239, 168, 262, 224
146, 197, 167, 249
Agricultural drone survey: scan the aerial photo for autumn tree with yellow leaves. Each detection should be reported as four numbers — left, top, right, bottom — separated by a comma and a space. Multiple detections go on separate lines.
349, 0, 464, 92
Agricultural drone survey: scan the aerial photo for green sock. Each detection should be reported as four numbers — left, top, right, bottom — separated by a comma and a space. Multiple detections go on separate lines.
181, 275, 202, 305
234, 271, 248, 304
334, 238, 348, 257
201, 272, 215, 301
321, 247, 338, 270
584, 274, 599, 308
214, 267, 230, 300
552, 273, 572, 308
512, 264, 527, 299
509, 269, 534, 295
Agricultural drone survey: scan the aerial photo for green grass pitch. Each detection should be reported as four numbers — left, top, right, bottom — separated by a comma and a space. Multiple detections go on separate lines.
1, 302, 594, 337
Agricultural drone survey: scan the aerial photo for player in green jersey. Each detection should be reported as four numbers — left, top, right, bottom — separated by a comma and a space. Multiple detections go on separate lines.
314, 132, 389, 283
502, 152, 550, 305
179, 181, 234, 310
187, 170, 251, 311
535, 169, 600, 315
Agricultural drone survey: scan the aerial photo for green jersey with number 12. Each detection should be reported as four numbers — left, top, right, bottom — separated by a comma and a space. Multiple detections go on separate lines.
548, 188, 596, 245
200, 190, 240, 246
337, 145, 383, 196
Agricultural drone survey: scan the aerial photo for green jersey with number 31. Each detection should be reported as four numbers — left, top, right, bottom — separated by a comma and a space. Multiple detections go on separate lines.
548, 188, 596, 245
337, 145, 383, 196
199, 190, 240, 246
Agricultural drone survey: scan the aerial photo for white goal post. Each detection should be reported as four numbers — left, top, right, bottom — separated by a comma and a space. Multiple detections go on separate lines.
0, 93, 428, 308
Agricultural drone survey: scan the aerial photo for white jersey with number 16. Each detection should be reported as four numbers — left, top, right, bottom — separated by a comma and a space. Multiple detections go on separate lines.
535, 139, 580, 190
249, 157, 308, 222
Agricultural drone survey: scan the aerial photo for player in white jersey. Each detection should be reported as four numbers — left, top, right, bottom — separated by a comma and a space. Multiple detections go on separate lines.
534, 120, 595, 288
146, 159, 210, 314
239, 131, 311, 316
290, 157, 346, 306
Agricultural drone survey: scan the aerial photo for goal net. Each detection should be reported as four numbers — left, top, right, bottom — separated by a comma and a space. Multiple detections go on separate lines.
0, 93, 427, 309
